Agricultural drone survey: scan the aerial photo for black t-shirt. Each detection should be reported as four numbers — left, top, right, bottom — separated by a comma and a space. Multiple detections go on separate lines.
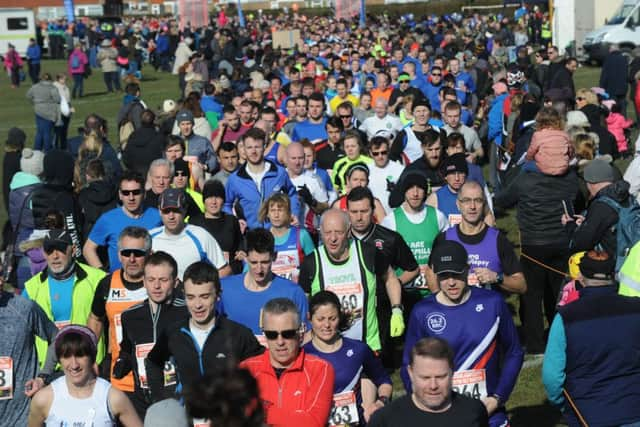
316, 142, 345, 171
434, 225, 522, 275
189, 213, 243, 273
369, 393, 489, 427
353, 224, 418, 275
91, 271, 145, 319
298, 240, 390, 294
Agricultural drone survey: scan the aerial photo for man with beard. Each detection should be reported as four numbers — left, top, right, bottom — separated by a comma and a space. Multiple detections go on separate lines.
292, 92, 329, 144
390, 129, 445, 209
87, 227, 152, 416
24, 229, 107, 367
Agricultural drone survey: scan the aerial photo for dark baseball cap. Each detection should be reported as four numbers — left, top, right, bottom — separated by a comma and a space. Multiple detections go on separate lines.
440, 153, 468, 177
44, 229, 73, 246
430, 240, 469, 275
579, 250, 615, 280
159, 188, 187, 210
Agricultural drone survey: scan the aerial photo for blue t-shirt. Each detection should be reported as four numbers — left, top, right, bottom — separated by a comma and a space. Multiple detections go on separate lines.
291, 118, 328, 143
304, 337, 391, 394
88, 206, 162, 271
274, 227, 315, 256
23, 274, 74, 323
220, 274, 311, 334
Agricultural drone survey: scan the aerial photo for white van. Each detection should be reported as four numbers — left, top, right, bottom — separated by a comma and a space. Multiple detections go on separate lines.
583, 0, 640, 63
0, 8, 36, 57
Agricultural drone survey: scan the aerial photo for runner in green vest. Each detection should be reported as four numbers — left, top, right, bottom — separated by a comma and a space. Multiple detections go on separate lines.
299, 209, 405, 352
382, 173, 448, 315
619, 241, 640, 297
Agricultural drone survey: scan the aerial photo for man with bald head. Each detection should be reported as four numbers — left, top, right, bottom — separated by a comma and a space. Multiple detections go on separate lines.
285, 142, 329, 230
434, 181, 526, 294
359, 97, 403, 141
299, 209, 405, 352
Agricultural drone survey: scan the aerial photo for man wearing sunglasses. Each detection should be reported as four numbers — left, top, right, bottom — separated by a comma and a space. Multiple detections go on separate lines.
86, 226, 151, 416
401, 240, 523, 427
24, 229, 107, 368
84, 170, 162, 272
368, 136, 405, 215
146, 262, 263, 404
240, 297, 335, 426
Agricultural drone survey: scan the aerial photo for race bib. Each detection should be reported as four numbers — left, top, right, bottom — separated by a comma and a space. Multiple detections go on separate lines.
193, 419, 210, 427
412, 265, 429, 289
329, 391, 359, 427
135, 343, 154, 389
54, 320, 71, 330
163, 360, 177, 387
448, 214, 462, 226
0, 357, 13, 400
272, 251, 300, 282
452, 369, 487, 401
114, 313, 123, 344
326, 282, 364, 324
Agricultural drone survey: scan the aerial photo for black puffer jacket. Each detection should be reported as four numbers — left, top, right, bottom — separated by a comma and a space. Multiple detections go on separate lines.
494, 169, 580, 246
581, 104, 618, 158
78, 179, 117, 239
122, 126, 165, 178
567, 180, 631, 259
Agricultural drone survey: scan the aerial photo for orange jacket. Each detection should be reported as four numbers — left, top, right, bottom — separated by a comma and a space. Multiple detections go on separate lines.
240, 350, 334, 427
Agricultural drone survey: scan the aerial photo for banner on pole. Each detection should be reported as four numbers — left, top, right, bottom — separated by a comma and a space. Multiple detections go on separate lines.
179, 0, 208, 30
64, 0, 75, 22
335, 0, 361, 21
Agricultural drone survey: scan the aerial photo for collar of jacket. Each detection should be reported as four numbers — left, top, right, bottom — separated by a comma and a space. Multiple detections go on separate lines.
237, 160, 278, 180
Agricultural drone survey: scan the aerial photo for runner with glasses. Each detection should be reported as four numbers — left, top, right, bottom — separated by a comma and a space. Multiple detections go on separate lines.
83, 170, 162, 272
87, 226, 151, 417
241, 297, 335, 427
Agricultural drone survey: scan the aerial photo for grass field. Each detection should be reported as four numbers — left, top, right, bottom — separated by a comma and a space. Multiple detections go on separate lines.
0, 61, 609, 425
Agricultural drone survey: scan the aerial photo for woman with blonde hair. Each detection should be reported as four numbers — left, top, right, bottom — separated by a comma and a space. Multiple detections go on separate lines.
74, 131, 106, 190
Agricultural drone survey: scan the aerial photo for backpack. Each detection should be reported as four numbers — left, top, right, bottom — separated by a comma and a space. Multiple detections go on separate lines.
599, 196, 640, 271
71, 54, 80, 69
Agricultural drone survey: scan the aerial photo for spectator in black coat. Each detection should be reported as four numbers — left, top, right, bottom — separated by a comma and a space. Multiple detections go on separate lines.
549, 57, 578, 108
600, 44, 629, 117
122, 109, 165, 178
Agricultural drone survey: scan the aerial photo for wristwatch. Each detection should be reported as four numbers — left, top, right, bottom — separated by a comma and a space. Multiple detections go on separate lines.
491, 393, 503, 407
391, 304, 404, 311
37, 373, 51, 385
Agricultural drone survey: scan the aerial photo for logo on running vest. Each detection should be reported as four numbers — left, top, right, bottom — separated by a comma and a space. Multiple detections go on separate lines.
427, 313, 447, 334
475, 304, 484, 312
374, 239, 383, 249
346, 349, 354, 357
216, 353, 226, 359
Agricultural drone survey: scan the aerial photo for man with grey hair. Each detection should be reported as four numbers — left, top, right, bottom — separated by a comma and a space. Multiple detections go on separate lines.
84, 170, 162, 272
240, 297, 335, 426
87, 226, 152, 412
359, 97, 403, 141
144, 158, 174, 209
299, 209, 405, 353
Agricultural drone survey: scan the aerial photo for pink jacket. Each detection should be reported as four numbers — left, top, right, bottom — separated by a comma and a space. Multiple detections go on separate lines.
606, 112, 633, 146
68, 48, 88, 75
526, 128, 574, 175
4, 49, 23, 70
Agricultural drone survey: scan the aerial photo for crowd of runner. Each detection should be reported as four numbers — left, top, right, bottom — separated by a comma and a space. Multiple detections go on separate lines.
3, 3, 640, 427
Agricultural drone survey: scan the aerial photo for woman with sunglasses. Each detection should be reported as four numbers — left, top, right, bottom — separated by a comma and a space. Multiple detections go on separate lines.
304, 291, 392, 426
257, 193, 315, 283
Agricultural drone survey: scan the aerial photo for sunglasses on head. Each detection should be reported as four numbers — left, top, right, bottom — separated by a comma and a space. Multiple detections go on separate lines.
43, 241, 70, 255
263, 329, 298, 340
120, 189, 143, 196
120, 248, 147, 258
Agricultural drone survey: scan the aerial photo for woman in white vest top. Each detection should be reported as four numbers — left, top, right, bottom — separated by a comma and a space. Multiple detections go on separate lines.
27, 325, 142, 427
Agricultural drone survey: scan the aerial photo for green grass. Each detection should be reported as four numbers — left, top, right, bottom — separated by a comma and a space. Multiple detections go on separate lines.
0, 61, 611, 425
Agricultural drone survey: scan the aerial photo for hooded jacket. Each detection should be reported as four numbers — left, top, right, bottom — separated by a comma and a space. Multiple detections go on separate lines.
78, 179, 117, 239
121, 126, 164, 178
567, 179, 631, 259
581, 104, 618, 157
